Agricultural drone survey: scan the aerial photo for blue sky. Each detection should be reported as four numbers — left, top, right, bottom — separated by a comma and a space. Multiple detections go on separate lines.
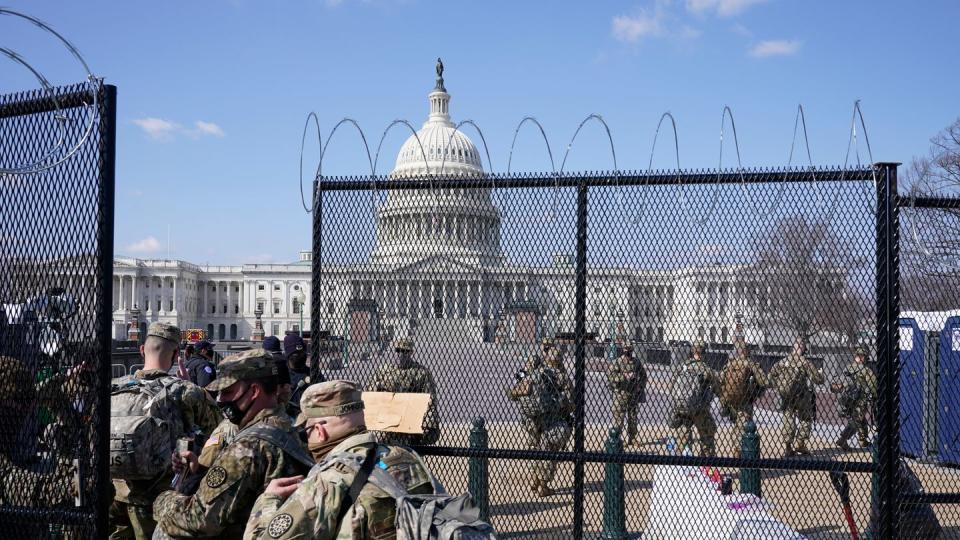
3, 0, 958, 264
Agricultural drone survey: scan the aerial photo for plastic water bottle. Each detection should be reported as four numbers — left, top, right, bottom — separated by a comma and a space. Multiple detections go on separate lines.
666, 436, 676, 454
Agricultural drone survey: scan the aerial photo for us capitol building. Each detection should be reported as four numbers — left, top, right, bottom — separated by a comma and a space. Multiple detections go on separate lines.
111, 67, 771, 347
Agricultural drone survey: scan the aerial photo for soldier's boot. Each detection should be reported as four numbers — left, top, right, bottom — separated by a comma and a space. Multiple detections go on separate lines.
784, 443, 795, 458
858, 435, 869, 448
626, 428, 637, 447
536, 483, 555, 497
794, 441, 811, 455
836, 425, 856, 451
530, 476, 541, 493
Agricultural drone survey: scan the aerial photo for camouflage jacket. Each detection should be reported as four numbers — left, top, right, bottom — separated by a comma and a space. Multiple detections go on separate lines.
198, 418, 240, 469
671, 358, 721, 406
153, 406, 312, 539
366, 361, 439, 432
112, 368, 222, 506
769, 354, 824, 398
244, 432, 434, 540
607, 354, 647, 396
843, 362, 877, 403
0, 453, 76, 508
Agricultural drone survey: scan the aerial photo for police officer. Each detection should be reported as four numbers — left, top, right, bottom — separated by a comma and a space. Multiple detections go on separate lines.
152, 349, 313, 539
243, 380, 438, 539
186, 340, 217, 389
109, 323, 221, 540
607, 342, 647, 446
366, 338, 440, 446
769, 338, 824, 456
831, 346, 877, 451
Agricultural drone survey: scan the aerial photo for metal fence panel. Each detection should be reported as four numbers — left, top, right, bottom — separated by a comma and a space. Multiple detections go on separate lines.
0, 82, 115, 538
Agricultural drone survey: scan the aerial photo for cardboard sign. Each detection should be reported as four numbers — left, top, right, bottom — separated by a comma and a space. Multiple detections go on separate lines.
362, 392, 431, 434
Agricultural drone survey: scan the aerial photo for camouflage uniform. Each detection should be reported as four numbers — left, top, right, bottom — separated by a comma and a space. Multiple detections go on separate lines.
107, 323, 222, 540
769, 344, 824, 456
366, 338, 440, 446
152, 350, 313, 539
719, 345, 768, 457
607, 345, 647, 446
244, 381, 436, 539
668, 343, 720, 456
507, 340, 573, 496
198, 418, 240, 469
832, 348, 877, 450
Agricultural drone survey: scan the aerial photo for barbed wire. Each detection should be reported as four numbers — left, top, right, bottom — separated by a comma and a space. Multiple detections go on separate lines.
0, 8, 99, 175
300, 102, 892, 235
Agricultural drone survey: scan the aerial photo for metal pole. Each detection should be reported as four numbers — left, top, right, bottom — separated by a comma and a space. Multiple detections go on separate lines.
740, 419, 761, 497
468, 417, 490, 522
873, 162, 902, 540
601, 427, 626, 540
572, 177, 588, 539
95, 83, 118, 540
310, 179, 322, 383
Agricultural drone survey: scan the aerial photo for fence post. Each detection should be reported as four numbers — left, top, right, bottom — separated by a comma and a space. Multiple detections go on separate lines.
601, 427, 626, 540
468, 417, 489, 522
572, 174, 589, 539
874, 162, 902, 539
740, 419, 761, 497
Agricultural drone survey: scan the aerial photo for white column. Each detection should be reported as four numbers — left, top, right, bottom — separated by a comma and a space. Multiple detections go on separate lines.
393, 282, 399, 316
132, 276, 138, 309
454, 281, 461, 318
117, 277, 124, 311
418, 281, 424, 318
173, 277, 178, 313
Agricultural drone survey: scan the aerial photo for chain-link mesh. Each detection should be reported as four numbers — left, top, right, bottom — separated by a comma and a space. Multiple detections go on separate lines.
310, 166, 960, 538
0, 82, 114, 538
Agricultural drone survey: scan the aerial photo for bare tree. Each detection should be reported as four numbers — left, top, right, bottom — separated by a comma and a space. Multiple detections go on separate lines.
751, 216, 868, 344
901, 118, 960, 311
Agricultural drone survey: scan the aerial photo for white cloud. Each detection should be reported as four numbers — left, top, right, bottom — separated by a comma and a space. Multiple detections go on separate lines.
612, 11, 664, 43
134, 117, 226, 140
749, 39, 801, 58
133, 117, 180, 140
731, 22, 752, 37
126, 236, 162, 254
192, 121, 226, 138
686, 0, 767, 17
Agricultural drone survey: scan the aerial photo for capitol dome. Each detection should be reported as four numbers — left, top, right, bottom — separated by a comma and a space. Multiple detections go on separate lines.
371, 61, 502, 268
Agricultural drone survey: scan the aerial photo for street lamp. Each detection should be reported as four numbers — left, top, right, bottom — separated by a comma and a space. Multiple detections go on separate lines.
296, 289, 306, 337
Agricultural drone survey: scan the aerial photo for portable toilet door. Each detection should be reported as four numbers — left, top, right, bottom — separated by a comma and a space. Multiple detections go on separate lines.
939, 316, 960, 465
899, 318, 925, 457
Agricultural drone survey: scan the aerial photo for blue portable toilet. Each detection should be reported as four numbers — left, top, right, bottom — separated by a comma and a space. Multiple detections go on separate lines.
898, 318, 925, 457
939, 316, 960, 465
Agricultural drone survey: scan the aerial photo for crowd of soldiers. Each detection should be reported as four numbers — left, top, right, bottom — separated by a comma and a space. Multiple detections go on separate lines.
504, 334, 879, 496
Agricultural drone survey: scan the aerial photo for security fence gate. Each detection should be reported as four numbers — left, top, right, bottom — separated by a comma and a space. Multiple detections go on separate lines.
312, 165, 960, 539
0, 82, 116, 538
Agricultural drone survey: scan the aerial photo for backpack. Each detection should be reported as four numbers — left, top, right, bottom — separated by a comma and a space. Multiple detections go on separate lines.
672, 363, 713, 412
109, 377, 184, 480
720, 360, 755, 408
516, 367, 565, 419
329, 448, 498, 540
837, 383, 863, 418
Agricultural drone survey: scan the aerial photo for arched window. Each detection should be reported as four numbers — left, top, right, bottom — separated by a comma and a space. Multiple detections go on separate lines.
230, 324, 238, 340
218, 324, 226, 340
207, 323, 214, 338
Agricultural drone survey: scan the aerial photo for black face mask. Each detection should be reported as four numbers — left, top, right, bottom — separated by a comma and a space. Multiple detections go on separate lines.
218, 385, 251, 425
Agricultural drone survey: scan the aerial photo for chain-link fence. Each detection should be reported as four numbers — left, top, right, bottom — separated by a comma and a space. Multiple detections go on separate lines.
0, 82, 116, 538
312, 165, 958, 538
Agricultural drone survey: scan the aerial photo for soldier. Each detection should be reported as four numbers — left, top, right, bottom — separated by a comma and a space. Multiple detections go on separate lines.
152, 349, 313, 539
718, 339, 768, 457
243, 380, 438, 539
365, 338, 440, 446
831, 346, 877, 451
506, 338, 573, 497
109, 322, 222, 540
607, 342, 647, 446
769, 338, 825, 456
669, 341, 721, 456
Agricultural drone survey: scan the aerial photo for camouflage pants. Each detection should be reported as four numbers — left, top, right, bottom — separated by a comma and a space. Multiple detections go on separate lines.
669, 408, 716, 456
109, 500, 155, 540
782, 396, 816, 449
839, 410, 870, 446
612, 393, 640, 443
530, 418, 572, 487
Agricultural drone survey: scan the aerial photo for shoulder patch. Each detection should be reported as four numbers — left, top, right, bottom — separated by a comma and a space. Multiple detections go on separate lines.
204, 365, 214, 374
268, 513, 294, 538
203, 435, 220, 447
206, 466, 228, 488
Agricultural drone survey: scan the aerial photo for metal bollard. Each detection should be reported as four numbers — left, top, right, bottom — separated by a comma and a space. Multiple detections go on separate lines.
468, 417, 489, 522
740, 419, 761, 497
601, 427, 627, 540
